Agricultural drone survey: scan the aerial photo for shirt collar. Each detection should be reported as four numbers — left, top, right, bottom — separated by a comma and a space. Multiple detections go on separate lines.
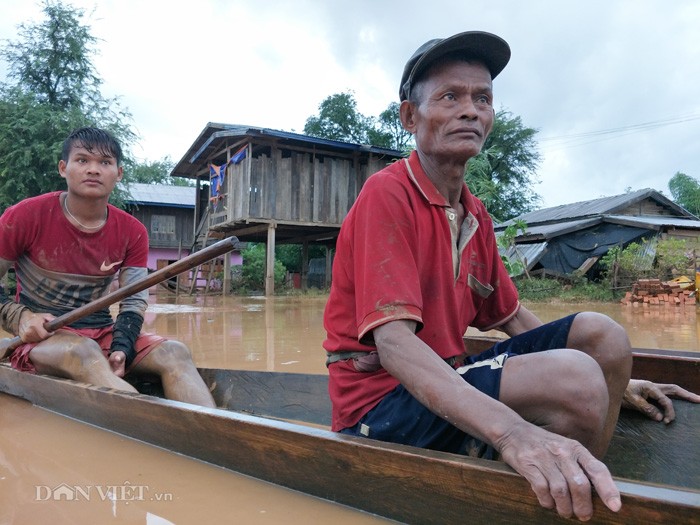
404, 151, 478, 216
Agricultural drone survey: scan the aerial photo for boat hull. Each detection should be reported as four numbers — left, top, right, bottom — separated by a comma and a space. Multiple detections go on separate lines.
0, 355, 698, 524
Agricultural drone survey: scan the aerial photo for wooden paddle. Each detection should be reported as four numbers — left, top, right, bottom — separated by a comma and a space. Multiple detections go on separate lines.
0, 236, 241, 359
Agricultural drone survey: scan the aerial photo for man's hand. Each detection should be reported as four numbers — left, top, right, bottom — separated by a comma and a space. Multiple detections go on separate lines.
108, 351, 127, 378
18, 311, 55, 343
498, 422, 621, 521
623, 379, 700, 424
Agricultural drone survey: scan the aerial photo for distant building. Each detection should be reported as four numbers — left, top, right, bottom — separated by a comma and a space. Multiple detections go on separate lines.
124, 182, 242, 280
497, 188, 700, 279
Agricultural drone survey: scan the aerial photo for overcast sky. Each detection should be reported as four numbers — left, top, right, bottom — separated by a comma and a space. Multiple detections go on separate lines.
1, 0, 698, 208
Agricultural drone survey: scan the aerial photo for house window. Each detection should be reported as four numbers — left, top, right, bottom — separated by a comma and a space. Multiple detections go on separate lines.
151, 214, 176, 241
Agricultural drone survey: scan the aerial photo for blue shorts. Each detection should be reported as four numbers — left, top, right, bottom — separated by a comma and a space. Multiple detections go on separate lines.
339, 314, 579, 459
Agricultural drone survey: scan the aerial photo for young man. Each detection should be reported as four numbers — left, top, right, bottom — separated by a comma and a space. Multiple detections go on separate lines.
0, 127, 215, 407
323, 32, 699, 521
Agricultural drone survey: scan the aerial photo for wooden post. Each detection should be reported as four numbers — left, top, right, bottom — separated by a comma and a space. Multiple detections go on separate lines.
301, 241, 309, 291
265, 223, 276, 296
223, 250, 231, 296
324, 246, 333, 289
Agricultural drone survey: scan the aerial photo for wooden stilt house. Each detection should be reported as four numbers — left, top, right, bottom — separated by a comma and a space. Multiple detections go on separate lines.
171, 123, 403, 295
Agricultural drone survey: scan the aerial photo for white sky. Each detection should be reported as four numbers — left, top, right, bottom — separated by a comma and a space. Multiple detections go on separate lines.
1, 0, 699, 208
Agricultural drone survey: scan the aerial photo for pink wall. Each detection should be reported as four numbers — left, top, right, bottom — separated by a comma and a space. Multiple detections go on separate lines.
147, 248, 242, 270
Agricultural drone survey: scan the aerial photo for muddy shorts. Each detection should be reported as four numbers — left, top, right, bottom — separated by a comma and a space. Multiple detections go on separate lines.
9, 325, 166, 374
339, 313, 579, 459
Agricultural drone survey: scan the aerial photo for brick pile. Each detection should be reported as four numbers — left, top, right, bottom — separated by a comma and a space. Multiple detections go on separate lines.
621, 278, 696, 307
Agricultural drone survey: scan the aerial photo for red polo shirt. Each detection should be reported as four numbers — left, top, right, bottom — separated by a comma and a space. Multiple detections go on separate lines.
323, 151, 519, 431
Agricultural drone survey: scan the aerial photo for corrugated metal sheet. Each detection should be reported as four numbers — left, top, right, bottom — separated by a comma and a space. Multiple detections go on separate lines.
511, 218, 602, 241
498, 188, 693, 227
605, 215, 700, 229
498, 242, 548, 274
124, 183, 195, 208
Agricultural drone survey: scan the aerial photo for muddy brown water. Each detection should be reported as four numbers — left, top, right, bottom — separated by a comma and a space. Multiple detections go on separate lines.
1, 294, 697, 524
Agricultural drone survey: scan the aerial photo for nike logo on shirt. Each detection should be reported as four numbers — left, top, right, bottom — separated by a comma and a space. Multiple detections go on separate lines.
100, 260, 123, 272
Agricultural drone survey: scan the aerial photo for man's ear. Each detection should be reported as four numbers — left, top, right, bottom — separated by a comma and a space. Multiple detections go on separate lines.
399, 100, 417, 134
58, 159, 67, 180
116, 166, 124, 182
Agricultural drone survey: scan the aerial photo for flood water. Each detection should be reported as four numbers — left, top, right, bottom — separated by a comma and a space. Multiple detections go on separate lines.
0, 293, 697, 524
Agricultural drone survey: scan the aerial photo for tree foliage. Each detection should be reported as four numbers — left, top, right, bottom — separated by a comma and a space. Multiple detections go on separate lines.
240, 244, 286, 291
125, 156, 193, 187
0, 0, 136, 211
275, 244, 327, 273
465, 109, 542, 222
0, 0, 179, 212
668, 171, 700, 217
304, 91, 412, 151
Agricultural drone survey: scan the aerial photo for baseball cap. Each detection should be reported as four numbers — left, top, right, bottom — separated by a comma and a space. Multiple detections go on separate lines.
399, 31, 511, 101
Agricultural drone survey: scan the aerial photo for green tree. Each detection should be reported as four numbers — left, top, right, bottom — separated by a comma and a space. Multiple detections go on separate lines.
668, 172, 700, 216
125, 156, 193, 186
465, 109, 542, 222
304, 92, 411, 151
276, 244, 327, 273
375, 101, 413, 151
303, 92, 372, 144
0, 0, 135, 211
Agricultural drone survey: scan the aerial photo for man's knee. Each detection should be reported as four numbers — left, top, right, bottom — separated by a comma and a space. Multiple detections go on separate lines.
62, 338, 105, 368
144, 340, 195, 373
553, 351, 609, 436
502, 349, 608, 439
570, 312, 632, 371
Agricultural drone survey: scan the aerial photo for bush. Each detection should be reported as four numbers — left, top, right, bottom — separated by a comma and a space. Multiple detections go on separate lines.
514, 276, 615, 302
600, 237, 693, 290
239, 244, 287, 291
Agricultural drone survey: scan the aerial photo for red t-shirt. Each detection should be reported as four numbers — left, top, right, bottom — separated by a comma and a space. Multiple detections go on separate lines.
0, 191, 148, 327
323, 151, 519, 431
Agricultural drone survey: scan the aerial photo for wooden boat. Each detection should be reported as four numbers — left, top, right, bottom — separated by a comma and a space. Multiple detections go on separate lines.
0, 346, 698, 524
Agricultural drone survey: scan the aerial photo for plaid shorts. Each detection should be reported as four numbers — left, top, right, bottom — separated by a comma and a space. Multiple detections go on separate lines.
339, 313, 579, 459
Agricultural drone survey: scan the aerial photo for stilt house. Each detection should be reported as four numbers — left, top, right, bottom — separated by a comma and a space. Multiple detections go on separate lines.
171, 123, 403, 294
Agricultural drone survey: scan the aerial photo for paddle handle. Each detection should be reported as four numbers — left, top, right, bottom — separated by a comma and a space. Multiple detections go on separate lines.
0, 236, 240, 358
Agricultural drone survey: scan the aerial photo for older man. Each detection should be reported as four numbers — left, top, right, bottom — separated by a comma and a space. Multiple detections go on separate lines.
323, 31, 698, 521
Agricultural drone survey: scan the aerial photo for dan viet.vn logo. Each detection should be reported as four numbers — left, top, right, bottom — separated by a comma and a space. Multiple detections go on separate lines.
35, 482, 173, 502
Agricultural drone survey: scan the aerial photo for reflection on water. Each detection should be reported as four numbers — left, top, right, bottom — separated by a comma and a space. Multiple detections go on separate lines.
141, 294, 331, 373
142, 295, 698, 375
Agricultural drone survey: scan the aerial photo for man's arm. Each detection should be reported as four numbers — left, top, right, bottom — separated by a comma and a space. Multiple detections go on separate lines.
498, 304, 542, 336
0, 258, 54, 342
373, 319, 621, 520
108, 267, 148, 374
0, 258, 26, 335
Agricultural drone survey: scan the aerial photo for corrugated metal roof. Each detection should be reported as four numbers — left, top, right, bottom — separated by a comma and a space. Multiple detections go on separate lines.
510, 218, 603, 241
498, 242, 548, 274
124, 183, 195, 208
605, 215, 700, 229
498, 188, 694, 227
171, 122, 404, 179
